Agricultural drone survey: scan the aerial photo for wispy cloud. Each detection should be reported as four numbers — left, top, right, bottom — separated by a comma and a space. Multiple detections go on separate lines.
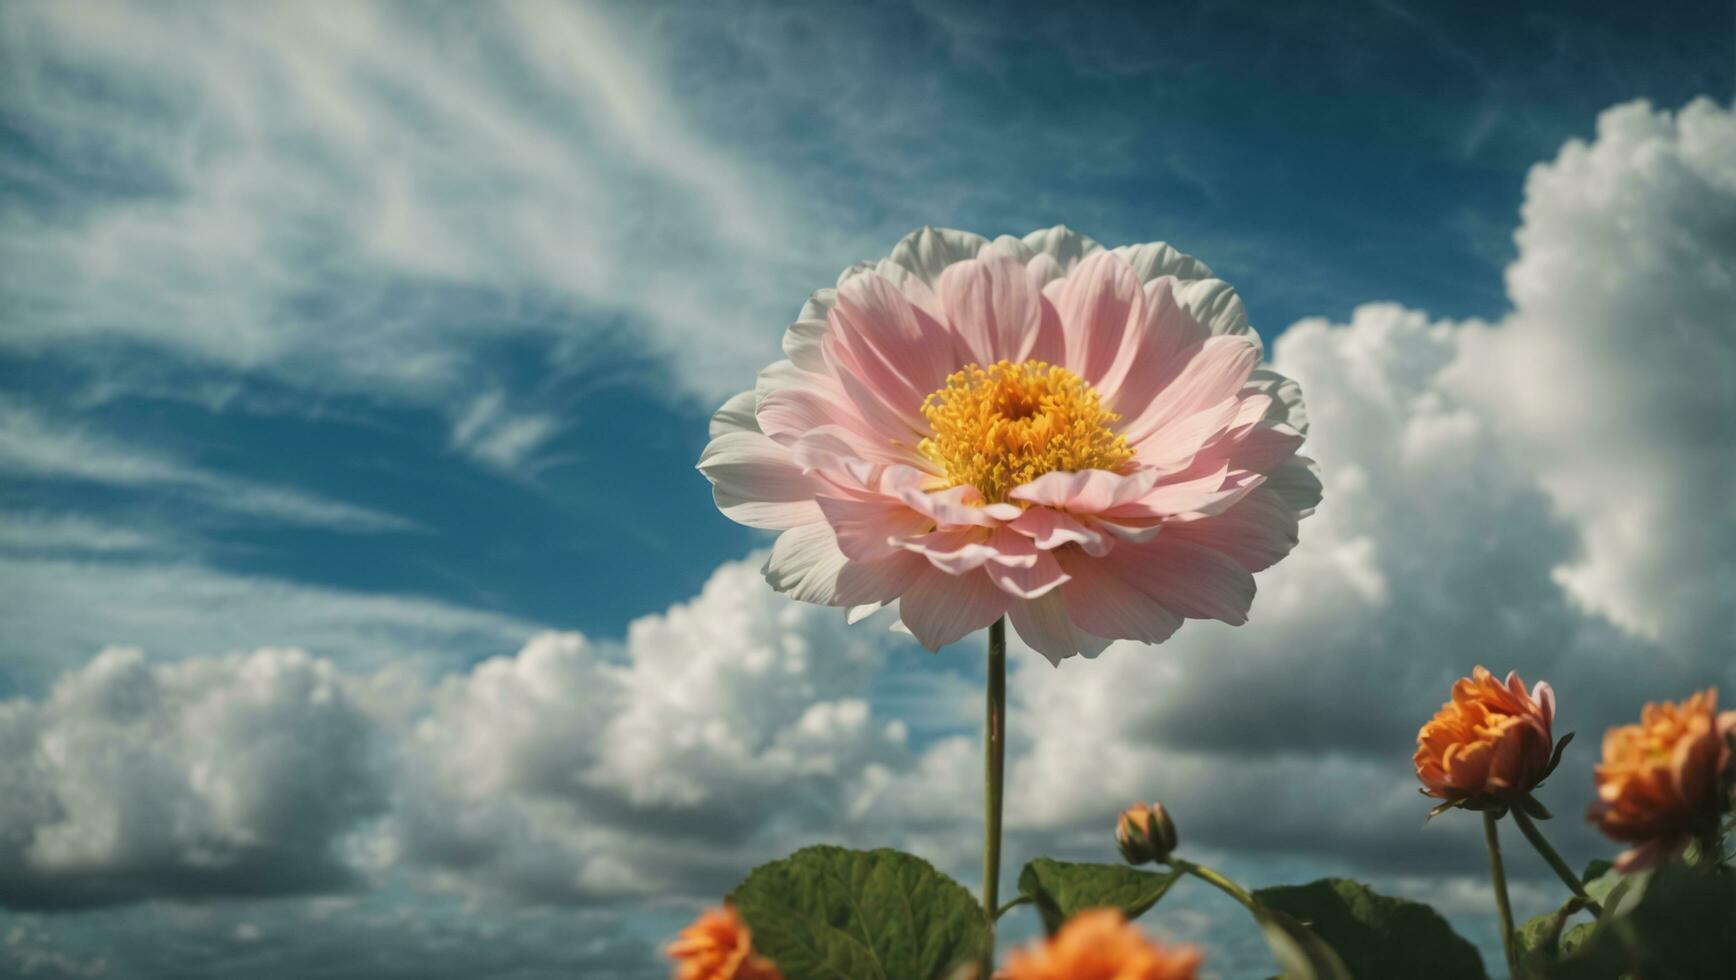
448, 390, 562, 475
0, 401, 416, 532
0, 0, 821, 409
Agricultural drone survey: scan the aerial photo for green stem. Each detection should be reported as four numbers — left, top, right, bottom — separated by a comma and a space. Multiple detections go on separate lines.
1483, 811, 1519, 979
982, 619, 1007, 968
1510, 808, 1603, 916
1171, 858, 1259, 913
994, 895, 1032, 920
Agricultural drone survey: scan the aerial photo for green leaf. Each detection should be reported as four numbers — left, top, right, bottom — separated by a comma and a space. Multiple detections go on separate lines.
1543, 862, 1736, 980
1255, 878, 1489, 980
1256, 905, 1354, 980
1580, 859, 1613, 886
1015, 858, 1182, 935
728, 845, 989, 980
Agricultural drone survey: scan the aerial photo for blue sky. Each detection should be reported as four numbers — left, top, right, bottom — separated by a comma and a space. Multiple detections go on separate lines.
1, 1, 1733, 977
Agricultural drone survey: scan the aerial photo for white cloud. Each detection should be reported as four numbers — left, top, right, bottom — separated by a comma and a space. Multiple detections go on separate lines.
0, 0, 826, 408
0, 401, 416, 533
386, 558, 910, 904
0, 555, 538, 690
448, 391, 562, 474
0, 647, 384, 909
1452, 97, 1736, 648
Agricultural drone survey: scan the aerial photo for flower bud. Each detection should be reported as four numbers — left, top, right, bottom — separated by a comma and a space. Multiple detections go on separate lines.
1116, 802, 1178, 865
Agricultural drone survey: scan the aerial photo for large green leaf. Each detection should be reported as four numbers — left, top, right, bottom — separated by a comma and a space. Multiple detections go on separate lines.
1256, 904, 1354, 980
1255, 878, 1488, 980
1543, 862, 1736, 979
727, 846, 988, 980
1015, 858, 1182, 934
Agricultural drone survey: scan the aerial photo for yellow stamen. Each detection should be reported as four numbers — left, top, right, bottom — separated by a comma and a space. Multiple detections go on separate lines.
918, 360, 1134, 503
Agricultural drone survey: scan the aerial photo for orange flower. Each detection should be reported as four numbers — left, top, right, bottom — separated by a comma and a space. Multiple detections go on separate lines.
1415, 666, 1558, 809
1001, 908, 1202, 980
666, 906, 782, 980
1587, 688, 1736, 870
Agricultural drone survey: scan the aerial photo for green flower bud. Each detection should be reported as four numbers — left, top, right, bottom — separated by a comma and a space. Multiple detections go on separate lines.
1115, 801, 1178, 866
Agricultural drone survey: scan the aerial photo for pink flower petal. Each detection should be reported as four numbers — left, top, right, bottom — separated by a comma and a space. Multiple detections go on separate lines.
986, 548, 1069, 599
1071, 536, 1257, 625
815, 495, 934, 562
763, 523, 929, 607
697, 430, 826, 529
1054, 550, 1185, 644
824, 273, 957, 437
898, 566, 1012, 651
1009, 469, 1159, 514
1120, 335, 1261, 447
938, 247, 1042, 366
1159, 487, 1300, 572
1008, 506, 1110, 554
1007, 592, 1113, 665
1047, 250, 1145, 385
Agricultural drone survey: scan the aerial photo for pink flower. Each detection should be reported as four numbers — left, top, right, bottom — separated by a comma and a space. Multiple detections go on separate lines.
698, 227, 1319, 663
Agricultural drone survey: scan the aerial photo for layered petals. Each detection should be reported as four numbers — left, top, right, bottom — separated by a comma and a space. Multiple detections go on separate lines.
1414, 666, 1557, 807
1587, 689, 1736, 869
699, 226, 1317, 662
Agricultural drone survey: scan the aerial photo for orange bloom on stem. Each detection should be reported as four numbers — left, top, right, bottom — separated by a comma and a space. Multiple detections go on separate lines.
1001, 908, 1202, 980
1415, 666, 1559, 810
1588, 688, 1736, 870
666, 906, 782, 980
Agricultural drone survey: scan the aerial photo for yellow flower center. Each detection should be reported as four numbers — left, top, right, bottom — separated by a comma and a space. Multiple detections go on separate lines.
918, 360, 1134, 503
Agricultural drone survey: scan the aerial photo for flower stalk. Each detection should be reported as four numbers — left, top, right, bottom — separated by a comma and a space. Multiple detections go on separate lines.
983, 618, 1007, 963
1170, 858, 1258, 913
1482, 811, 1519, 978
1510, 807, 1602, 915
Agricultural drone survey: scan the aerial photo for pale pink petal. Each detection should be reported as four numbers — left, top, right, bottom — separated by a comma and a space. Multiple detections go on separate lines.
761, 386, 919, 468
986, 548, 1069, 599
898, 526, 998, 573
1009, 469, 1159, 514
1111, 242, 1214, 283
824, 273, 956, 436
1160, 487, 1300, 572
1120, 335, 1261, 447
698, 430, 826, 529
1219, 420, 1306, 474
763, 523, 928, 607
1054, 550, 1185, 644
815, 495, 934, 562
709, 390, 759, 438
898, 484, 1003, 528
1094, 536, 1258, 624
1020, 225, 1102, 271
937, 248, 1043, 365
1104, 464, 1263, 521
1008, 506, 1110, 554
899, 566, 1013, 651
782, 289, 835, 371
1047, 250, 1145, 384
1129, 396, 1243, 470
1007, 591, 1114, 665
886, 226, 989, 285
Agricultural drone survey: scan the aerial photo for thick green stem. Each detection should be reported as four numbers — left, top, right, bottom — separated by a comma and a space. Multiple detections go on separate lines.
1484, 812, 1519, 978
1511, 808, 1603, 916
1171, 858, 1259, 912
982, 619, 1007, 968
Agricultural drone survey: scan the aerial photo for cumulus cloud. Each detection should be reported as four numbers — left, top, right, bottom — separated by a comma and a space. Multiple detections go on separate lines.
0, 648, 385, 909
386, 559, 909, 904
1454, 97, 1736, 648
